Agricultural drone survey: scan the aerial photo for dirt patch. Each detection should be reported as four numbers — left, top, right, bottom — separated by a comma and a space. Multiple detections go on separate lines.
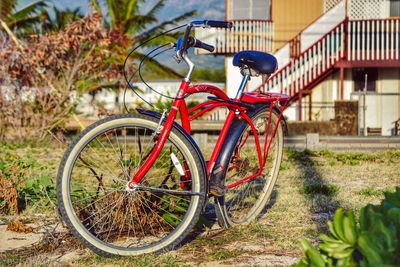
0, 224, 40, 252
0, 219, 86, 266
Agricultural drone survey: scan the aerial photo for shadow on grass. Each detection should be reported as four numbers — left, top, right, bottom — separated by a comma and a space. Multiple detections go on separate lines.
289, 150, 341, 232
259, 188, 278, 218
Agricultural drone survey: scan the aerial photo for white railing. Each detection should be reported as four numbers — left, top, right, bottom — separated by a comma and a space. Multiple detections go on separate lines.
262, 22, 346, 96
194, 20, 274, 54
259, 18, 400, 98
348, 19, 400, 61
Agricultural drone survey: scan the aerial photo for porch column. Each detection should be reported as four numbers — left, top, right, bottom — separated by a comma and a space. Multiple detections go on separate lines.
298, 90, 303, 121
308, 93, 312, 121
339, 67, 344, 100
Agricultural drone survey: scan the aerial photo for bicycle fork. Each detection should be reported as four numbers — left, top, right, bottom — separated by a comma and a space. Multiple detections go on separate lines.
126, 92, 186, 190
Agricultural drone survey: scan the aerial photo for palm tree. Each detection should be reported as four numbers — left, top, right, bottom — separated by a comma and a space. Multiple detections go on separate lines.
91, 0, 197, 78
40, 6, 83, 32
0, 0, 46, 33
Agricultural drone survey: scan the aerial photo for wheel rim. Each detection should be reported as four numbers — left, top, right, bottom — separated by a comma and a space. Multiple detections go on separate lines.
62, 119, 201, 252
223, 112, 280, 224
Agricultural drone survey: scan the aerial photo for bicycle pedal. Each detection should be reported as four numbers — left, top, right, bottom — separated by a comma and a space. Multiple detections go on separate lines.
209, 185, 227, 197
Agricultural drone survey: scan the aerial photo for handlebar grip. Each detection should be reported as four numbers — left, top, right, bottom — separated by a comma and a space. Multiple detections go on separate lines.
204, 20, 233, 29
188, 37, 215, 52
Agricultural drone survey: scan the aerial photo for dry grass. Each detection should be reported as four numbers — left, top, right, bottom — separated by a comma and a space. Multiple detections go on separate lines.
1, 144, 399, 266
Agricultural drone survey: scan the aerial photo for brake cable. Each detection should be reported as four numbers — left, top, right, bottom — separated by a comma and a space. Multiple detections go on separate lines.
123, 43, 175, 112
122, 24, 187, 112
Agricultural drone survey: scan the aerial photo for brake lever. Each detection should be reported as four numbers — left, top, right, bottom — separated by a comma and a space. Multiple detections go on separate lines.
173, 54, 182, 64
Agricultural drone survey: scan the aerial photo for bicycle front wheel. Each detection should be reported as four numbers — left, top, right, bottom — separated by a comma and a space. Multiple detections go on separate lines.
57, 114, 206, 256
215, 108, 283, 226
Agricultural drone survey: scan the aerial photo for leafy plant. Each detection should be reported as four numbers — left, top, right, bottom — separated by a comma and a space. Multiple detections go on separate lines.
19, 175, 57, 207
297, 187, 400, 267
0, 153, 57, 214
161, 194, 189, 226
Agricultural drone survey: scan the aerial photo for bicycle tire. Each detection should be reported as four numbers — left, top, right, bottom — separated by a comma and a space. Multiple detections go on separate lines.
215, 108, 284, 226
57, 114, 206, 256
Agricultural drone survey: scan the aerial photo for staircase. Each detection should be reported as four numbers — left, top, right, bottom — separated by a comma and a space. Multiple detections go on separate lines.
260, 20, 346, 98
257, 0, 400, 120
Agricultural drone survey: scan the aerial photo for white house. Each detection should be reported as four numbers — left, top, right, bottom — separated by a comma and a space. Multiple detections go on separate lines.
195, 0, 400, 136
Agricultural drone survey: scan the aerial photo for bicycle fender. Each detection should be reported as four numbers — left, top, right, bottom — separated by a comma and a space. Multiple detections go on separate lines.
210, 104, 282, 184
136, 109, 208, 189
273, 106, 288, 136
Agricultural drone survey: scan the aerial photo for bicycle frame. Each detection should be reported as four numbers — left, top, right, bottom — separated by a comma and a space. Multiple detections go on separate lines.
126, 20, 291, 190
128, 79, 290, 190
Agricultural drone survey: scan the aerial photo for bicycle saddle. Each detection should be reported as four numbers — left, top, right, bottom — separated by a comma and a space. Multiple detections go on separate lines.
233, 50, 278, 75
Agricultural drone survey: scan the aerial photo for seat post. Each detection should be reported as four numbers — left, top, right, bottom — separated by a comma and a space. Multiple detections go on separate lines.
235, 73, 250, 100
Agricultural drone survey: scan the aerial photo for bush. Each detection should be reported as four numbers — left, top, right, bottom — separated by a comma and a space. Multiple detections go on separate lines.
297, 187, 400, 267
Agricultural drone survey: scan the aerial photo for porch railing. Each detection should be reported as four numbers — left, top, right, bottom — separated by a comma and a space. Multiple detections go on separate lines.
259, 18, 400, 97
347, 19, 400, 61
261, 21, 346, 96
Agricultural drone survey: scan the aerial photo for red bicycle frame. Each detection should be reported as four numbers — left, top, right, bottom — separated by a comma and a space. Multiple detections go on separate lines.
128, 80, 289, 189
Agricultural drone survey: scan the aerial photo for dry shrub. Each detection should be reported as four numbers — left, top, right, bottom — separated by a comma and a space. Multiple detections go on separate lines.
0, 167, 21, 214
0, 13, 117, 141
7, 220, 33, 233
78, 191, 167, 240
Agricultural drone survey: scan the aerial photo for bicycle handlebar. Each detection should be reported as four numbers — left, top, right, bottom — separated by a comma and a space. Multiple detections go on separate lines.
177, 19, 230, 59
203, 20, 233, 29
191, 20, 233, 29
187, 37, 215, 52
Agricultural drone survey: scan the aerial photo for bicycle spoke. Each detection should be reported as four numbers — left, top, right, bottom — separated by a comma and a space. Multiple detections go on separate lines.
221, 110, 282, 224
61, 116, 204, 253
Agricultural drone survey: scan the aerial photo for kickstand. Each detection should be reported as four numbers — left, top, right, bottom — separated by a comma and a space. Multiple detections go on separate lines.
215, 197, 229, 228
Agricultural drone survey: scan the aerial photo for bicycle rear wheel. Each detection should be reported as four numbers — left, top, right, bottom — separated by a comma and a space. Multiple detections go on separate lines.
215, 108, 283, 226
57, 114, 206, 256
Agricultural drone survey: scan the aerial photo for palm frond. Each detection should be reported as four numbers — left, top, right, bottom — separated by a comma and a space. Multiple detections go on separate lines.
106, 0, 116, 28
6, 15, 40, 29
10, 0, 46, 22
145, 0, 165, 18
124, 15, 157, 32
134, 51, 182, 79
125, 0, 138, 20
90, 0, 102, 15
133, 10, 196, 42
1, 0, 16, 18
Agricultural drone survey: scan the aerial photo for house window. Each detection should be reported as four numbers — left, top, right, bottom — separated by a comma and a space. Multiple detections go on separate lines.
390, 0, 400, 17
353, 68, 378, 92
230, 0, 270, 20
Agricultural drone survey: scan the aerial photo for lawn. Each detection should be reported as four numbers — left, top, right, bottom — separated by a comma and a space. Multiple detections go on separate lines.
1, 143, 399, 266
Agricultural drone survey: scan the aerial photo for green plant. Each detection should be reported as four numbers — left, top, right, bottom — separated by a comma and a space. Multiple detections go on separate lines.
19, 175, 57, 208
297, 187, 400, 267
0, 153, 57, 214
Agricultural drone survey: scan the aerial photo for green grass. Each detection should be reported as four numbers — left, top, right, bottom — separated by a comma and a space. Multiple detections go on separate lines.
358, 187, 385, 197
1, 144, 399, 266
300, 184, 339, 197
210, 248, 244, 261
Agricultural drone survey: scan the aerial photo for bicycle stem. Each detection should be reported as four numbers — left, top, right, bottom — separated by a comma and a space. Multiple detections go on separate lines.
182, 53, 194, 82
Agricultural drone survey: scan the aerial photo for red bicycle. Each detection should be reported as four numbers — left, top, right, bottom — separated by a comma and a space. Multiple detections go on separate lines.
57, 20, 289, 256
